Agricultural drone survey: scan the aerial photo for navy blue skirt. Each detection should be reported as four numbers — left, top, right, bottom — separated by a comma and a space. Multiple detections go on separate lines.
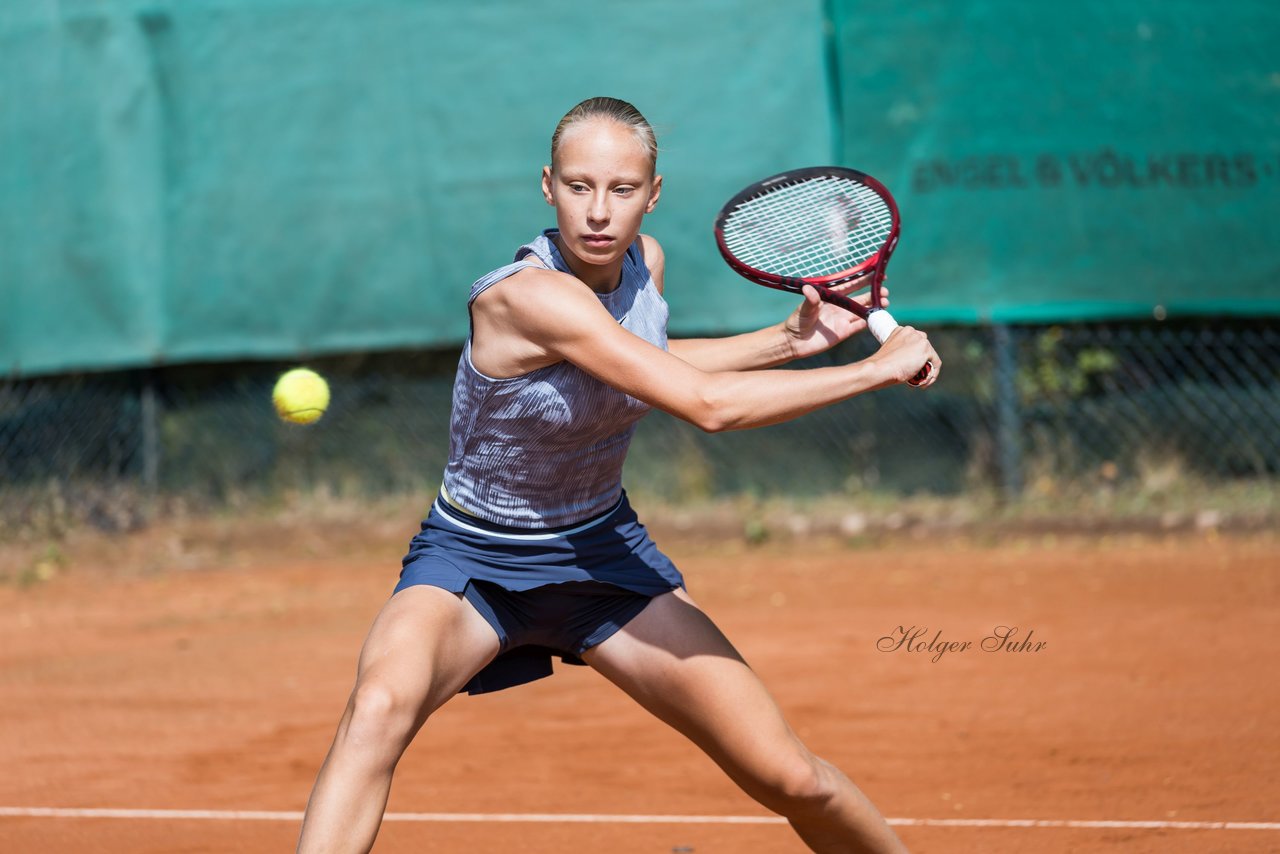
396, 492, 684, 694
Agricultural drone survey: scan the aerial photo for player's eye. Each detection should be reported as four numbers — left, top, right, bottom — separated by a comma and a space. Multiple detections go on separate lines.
569, 183, 589, 193
614, 186, 635, 196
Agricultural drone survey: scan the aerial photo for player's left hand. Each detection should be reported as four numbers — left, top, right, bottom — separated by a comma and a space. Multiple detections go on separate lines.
782, 281, 888, 360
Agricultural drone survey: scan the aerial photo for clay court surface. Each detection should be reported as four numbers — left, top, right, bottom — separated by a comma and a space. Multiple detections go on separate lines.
1, 515, 1276, 853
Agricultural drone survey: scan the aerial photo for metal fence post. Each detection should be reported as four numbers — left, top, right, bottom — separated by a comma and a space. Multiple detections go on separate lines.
992, 323, 1023, 498
141, 374, 159, 497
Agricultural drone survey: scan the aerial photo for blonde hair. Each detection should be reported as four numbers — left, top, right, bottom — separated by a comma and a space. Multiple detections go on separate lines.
550, 97, 658, 174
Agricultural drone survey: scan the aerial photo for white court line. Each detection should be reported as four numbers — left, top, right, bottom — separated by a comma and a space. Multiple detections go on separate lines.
0, 808, 1277, 831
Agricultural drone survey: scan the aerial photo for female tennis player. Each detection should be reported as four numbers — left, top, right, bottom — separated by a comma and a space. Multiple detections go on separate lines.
297, 97, 936, 854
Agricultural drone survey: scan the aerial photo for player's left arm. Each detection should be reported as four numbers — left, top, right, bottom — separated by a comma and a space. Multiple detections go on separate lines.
639, 234, 884, 371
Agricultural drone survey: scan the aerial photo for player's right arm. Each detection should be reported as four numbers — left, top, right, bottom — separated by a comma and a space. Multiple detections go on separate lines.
640, 233, 881, 373
471, 268, 938, 433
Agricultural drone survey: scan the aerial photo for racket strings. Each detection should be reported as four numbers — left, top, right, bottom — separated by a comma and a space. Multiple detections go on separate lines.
722, 176, 893, 278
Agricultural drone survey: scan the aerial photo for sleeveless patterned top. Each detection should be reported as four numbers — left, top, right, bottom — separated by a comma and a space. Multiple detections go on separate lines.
440, 229, 670, 527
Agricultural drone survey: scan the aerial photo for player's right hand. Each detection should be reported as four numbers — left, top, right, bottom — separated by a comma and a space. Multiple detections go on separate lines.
871, 326, 940, 387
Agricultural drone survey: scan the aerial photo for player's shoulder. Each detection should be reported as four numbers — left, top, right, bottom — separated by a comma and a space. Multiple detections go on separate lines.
510, 264, 581, 296
636, 233, 666, 291
637, 233, 664, 265
474, 265, 591, 317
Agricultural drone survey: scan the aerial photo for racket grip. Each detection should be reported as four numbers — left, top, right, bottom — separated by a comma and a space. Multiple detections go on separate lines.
866, 309, 898, 344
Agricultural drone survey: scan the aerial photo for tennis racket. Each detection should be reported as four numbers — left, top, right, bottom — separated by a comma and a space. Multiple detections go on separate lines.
714, 166, 932, 386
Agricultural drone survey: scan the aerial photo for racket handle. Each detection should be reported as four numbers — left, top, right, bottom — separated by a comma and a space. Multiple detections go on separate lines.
867, 309, 932, 387
866, 308, 898, 345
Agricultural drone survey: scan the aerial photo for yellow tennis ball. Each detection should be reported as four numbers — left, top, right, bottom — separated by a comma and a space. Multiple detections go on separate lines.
273, 368, 330, 425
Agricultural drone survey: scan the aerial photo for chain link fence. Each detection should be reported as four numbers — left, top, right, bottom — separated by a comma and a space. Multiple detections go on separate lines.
2, 320, 1277, 539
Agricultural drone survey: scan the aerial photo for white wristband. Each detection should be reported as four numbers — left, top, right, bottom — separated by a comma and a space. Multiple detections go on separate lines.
867, 309, 899, 345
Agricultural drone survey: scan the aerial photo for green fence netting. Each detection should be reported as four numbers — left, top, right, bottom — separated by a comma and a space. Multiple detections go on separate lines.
0, 0, 833, 378
3, 0, 1278, 381
827, 0, 1280, 323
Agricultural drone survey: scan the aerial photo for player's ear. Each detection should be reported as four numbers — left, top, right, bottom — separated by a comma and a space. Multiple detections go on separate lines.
645, 174, 662, 214
541, 166, 556, 206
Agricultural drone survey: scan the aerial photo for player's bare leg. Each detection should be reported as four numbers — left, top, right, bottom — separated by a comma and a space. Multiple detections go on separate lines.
583, 589, 908, 854
297, 585, 499, 854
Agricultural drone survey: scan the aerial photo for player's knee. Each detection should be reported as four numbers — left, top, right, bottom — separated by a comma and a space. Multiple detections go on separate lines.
753, 753, 841, 818
344, 681, 420, 749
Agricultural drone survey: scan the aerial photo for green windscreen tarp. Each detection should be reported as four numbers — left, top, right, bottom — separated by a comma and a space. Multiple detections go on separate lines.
1, 0, 834, 378
828, 0, 1280, 323
3, 0, 1279, 379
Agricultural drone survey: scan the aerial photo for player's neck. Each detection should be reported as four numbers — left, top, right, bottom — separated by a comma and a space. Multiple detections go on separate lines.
554, 235, 623, 294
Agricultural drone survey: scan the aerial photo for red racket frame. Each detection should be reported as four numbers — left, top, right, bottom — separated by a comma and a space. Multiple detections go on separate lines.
713, 166, 900, 320
714, 166, 931, 385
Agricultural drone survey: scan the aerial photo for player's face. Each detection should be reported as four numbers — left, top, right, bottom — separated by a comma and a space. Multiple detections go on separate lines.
542, 119, 662, 271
